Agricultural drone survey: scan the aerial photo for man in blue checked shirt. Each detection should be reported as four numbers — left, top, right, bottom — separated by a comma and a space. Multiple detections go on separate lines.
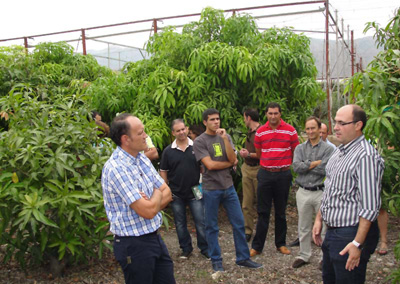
102, 113, 175, 284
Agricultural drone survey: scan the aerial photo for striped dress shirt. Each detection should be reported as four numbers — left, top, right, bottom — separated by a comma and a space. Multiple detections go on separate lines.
320, 135, 384, 227
254, 119, 299, 168
102, 147, 164, 236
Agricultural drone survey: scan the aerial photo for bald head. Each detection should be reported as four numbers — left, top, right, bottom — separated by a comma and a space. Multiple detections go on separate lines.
320, 123, 328, 141
334, 104, 365, 145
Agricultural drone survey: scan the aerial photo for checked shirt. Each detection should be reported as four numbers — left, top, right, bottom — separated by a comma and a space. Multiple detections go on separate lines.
102, 146, 164, 236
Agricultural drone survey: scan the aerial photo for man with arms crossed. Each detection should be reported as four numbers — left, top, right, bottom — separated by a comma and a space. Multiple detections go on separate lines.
193, 108, 262, 272
291, 116, 334, 268
102, 113, 175, 284
313, 105, 384, 284
250, 102, 299, 257
160, 119, 209, 259
239, 108, 261, 242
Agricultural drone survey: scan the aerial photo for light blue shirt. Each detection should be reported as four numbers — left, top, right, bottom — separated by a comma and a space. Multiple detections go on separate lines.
102, 146, 164, 236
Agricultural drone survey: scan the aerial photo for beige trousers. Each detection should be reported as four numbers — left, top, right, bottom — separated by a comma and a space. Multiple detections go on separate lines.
241, 163, 260, 235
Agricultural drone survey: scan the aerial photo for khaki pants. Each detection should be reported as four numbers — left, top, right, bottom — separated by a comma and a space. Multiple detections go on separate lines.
241, 163, 259, 235
296, 187, 326, 262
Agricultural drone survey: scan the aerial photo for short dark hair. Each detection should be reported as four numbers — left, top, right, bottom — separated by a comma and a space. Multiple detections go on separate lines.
244, 108, 259, 122
171, 118, 185, 131
189, 124, 205, 136
110, 113, 133, 146
352, 105, 367, 131
202, 108, 219, 122
265, 102, 281, 113
305, 116, 321, 128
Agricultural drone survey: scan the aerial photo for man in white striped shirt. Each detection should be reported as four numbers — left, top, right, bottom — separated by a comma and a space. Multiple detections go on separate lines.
312, 105, 384, 284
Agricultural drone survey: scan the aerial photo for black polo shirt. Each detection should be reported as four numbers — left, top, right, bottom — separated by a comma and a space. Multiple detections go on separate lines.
160, 138, 200, 199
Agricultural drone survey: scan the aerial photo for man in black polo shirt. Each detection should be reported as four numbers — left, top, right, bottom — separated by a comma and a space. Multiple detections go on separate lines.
160, 119, 209, 259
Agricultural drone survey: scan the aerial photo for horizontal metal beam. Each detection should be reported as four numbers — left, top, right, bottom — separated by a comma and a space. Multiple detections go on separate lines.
254, 7, 325, 19
0, 1, 326, 42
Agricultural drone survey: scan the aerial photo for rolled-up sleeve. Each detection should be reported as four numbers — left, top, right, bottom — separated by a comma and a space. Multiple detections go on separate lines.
357, 153, 385, 221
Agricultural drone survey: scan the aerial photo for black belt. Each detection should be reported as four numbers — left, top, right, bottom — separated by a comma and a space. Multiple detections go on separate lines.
245, 163, 259, 167
300, 184, 324, 191
115, 230, 159, 240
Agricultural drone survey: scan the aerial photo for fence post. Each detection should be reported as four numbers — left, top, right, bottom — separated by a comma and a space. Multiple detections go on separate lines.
24, 37, 28, 54
81, 29, 87, 55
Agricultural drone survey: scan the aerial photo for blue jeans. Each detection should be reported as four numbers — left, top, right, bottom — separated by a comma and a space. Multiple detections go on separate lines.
113, 232, 175, 284
203, 185, 250, 264
322, 221, 379, 284
170, 195, 208, 254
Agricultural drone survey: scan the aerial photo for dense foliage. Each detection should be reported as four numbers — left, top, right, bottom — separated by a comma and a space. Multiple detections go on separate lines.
0, 7, 324, 273
89, 7, 324, 149
347, 8, 400, 283
0, 43, 114, 273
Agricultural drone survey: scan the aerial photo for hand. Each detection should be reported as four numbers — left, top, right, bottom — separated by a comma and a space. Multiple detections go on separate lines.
340, 242, 361, 271
216, 128, 227, 138
312, 219, 323, 246
239, 148, 249, 158
139, 191, 149, 200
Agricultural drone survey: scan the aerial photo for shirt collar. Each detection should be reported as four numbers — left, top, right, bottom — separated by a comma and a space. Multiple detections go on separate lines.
265, 119, 285, 129
338, 135, 364, 155
306, 138, 323, 148
171, 137, 193, 151
116, 146, 147, 165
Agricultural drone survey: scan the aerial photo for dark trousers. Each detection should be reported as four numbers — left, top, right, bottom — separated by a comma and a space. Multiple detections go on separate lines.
170, 195, 208, 254
113, 232, 176, 284
252, 169, 292, 251
322, 221, 379, 284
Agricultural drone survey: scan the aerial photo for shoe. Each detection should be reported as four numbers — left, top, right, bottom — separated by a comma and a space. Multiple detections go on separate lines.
245, 234, 252, 242
318, 260, 323, 271
179, 250, 192, 259
277, 246, 291, 255
292, 258, 307, 268
250, 248, 261, 257
212, 262, 224, 272
289, 238, 300, 247
201, 251, 211, 260
237, 259, 263, 269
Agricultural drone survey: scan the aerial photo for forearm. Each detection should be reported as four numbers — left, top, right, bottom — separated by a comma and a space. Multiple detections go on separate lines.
130, 188, 163, 219
293, 161, 311, 174
206, 160, 233, 170
354, 217, 372, 244
160, 185, 172, 209
223, 137, 236, 163
160, 171, 168, 184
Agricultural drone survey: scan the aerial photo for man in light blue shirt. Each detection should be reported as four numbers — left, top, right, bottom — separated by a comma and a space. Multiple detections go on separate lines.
102, 113, 175, 284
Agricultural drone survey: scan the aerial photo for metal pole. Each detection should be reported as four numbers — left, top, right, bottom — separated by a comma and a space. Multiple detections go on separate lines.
342, 18, 346, 104
153, 19, 158, 34
24, 37, 28, 54
108, 43, 110, 68
351, 30, 354, 77
81, 29, 87, 55
335, 9, 339, 110
325, 0, 332, 134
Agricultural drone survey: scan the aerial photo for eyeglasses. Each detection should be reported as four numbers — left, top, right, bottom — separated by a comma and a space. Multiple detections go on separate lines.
334, 120, 358, 126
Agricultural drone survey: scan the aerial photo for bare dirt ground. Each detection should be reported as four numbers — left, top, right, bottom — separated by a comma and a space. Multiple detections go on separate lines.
1, 190, 399, 284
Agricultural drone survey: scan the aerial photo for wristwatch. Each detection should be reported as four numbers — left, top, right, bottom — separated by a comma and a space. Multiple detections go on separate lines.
247, 152, 251, 158
352, 240, 364, 250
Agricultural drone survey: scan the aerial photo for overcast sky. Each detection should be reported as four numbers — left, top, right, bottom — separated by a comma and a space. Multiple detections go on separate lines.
1, 0, 398, 50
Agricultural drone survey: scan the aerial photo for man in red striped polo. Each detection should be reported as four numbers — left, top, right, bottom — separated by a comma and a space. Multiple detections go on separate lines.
250, 102, 299, 257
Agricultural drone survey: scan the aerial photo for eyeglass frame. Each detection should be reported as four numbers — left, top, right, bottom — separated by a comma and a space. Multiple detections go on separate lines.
334, 120, 359, 127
